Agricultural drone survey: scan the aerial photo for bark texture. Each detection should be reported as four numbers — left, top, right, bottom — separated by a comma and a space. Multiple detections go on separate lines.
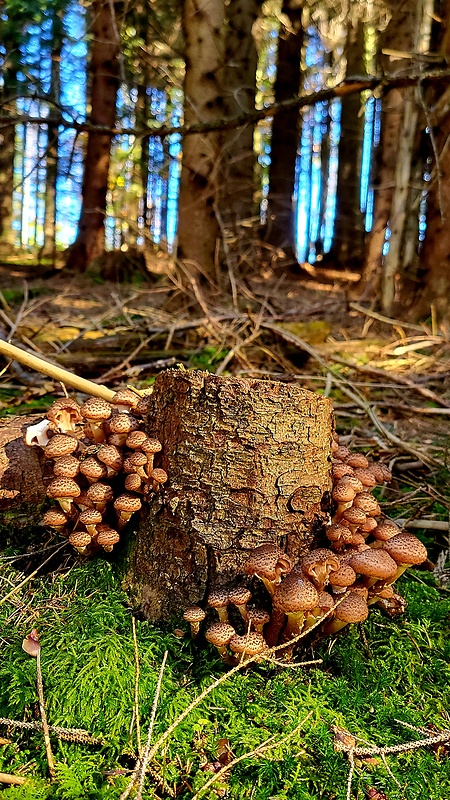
66, 0, 120, 270
126, 370, 333, 621
0, 415, 46, 526
176, 0, 225, 275
361, 0, 417, 296
264, 0, 304, 256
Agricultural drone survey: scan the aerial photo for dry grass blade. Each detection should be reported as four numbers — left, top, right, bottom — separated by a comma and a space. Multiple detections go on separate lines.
0, 542, 68, 607
191, 710, 314, 800
36, 650, 55, 780
131, 617, 142, 755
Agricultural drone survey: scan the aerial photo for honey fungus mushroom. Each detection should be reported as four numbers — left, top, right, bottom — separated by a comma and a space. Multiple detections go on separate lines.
322, 592, 369, 636
383, 533, 428, 583
244, 543, 292, 597
183, 606, 206, 638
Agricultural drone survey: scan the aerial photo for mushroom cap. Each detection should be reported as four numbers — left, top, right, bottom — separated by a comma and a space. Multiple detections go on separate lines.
368, 462, 392, 483
349, 584, 369, 600
346, 453, 369, 469
52, 455, 80, 478
47, 477, 81, 500
332, 462, 355, 480
125, 473, 143, 492
129, 452, 148, 468
114, 493, 142, 513
352, 492, 380, 516
335, 446, 352, 462
97, 445, 124, 472
326, 523, 353, 546
207, 589, 230, 609
329, 564, 357, 588
332, 481, 356, 504
334, 593, 369, 623
43, 507, 69, 528
349, 548, 398, 580
111, 389, 139, 409
109, 413, 139, 435
360, 516, 378, 534
69, 530, 92, 548
372, 519, 401, 542
229, 632, 267, 656
125, 431, 148, 449
317, 591, 335, 612
151, 468, 168, 485
87, 482, 114, 504
45, 434, 79, 459
96, 524, 120, 548
343, 506, 367, 526
273, 574, 319, 614
183, 606, 206, 624
300, 549, 340, 585
205, 622, 235, 647
47, 398, 82, 431
352, 468, 377, 489
141, 438, 163, 455
134, 395, 153, 417
244, 543, 292, 582
80, 456, 107, 482
228, 586, 252, 606
79, 508, 103, 526
247, 607, 271, 627
80, 397, 112, 422
383, 533, 427, 565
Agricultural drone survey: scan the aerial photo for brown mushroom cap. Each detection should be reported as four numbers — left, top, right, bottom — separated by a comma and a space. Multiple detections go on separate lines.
329, 564, 357, 588
343, 506, 367, 527
205, 622, 235, 647
125, 431, 148, 449
80, 456, 107, 483
109, 413, 139, 435
134, 395, 153, 417
79, 508, 103, 527
273, 574, 319, 614
229, 632, 267, 656
349, 548, 398, 580
151, 468, 168, 486
124, 473, 143, 492
111, 389, 139, 410
183, 606, 206, 624
352, 493, 381, 516
332, 462, 355, 481
335, 446, 352, 462
383, 533, 428, 565
87, 482, 114, 505
141, 438, 163, 455
47, 477, 81, 501
43, 507, 69, 529
47, 398, 82, 433
45, 434, 79, 459
316, 591, 335, 612
247, 607, 271, 628
96, 524, 120, 549
244, 543, 292, 582
334, 593, 369, 623
80, 397, 112, 422
300, 548, 340, 588
68, 530, 92, 549
97, 445, 124, 472
52, 455, 80, 478
367, 462, 392, 483
352, 468, 377, 489
228, 586, 252, 606
114, 493, 143, 514
207, 589, 230, 610
371, 519, 401, 543
332, 481, 356, 504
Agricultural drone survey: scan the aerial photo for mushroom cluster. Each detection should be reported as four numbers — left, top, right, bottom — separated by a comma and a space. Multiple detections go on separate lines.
25, 391, 167, 554
183, 437, 427, 663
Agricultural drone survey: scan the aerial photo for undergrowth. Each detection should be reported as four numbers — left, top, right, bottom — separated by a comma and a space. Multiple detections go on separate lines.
0, 554, 449, 799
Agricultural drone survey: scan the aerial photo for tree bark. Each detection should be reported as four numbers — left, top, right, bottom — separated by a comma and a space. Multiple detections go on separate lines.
65, 0, 120, 271
264, 0, 304, 257
219, 0, 261, 228
41, 9, 64, 263
327, 15, 366, 270
0, 415, 46, 526
361, 0, 417, 297
176, 0, 225, 276
125, 369, 333, 621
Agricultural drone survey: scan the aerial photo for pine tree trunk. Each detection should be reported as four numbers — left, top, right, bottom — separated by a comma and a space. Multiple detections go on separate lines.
264, 0, 303, 257
0, 59, 17, 252
327, 16, 365, 270
41, 12, 64, 263
65, 0, 120, 271
176, 0, 225, 276
361, 0, 417, 297
219, 0, 260, 227
126, 370, 333, 621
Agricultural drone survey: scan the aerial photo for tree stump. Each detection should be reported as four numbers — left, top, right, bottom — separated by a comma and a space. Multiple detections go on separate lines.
0, 415, 46, 532
126, 370, 334, 621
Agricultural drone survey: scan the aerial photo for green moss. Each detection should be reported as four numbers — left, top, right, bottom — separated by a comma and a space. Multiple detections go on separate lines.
0, 556, 449, 799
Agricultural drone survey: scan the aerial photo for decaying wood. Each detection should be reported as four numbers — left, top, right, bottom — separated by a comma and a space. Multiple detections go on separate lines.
126, 370, 333, 621
0, 414, 46, 525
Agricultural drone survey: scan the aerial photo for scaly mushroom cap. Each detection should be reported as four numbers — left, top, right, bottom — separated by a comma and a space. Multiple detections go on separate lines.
326, 523, 353, 547
45, 434, 79, 459
125, 431, 149, 449
43, 507, 69, 529
332, 461, 355, 480
151, 468, 168, 486
332, 481, 356, 505
352, 468, 377, 489
352, 493, 381, 516
335, 446, 352, 462
141, 438, 163, 455
247, 607, 271, 629
228, 586, 252, 607
47, 398, 82, 433
97, 445, 124, 473
114, 493, 142, 514
273, 574, 319, 614
124, 473, 143, 492
339, 474, 364, 494
244, 543, 292, 582
316, 591, 335, 612
229, 632, 267, 657
334, 593, 369, 624
53, 455, 80, 478
349, 549, 398, 581
300, 548, 340, 589
134, 395, 153, 417
207, 589, 230, 612
80, 397, 112, 422
109, 413, 139, 435
87, 482, 114, 505
329, 564, 357, 589
68, 530, 92, 549
96, 524, 120, 549
129, 452, 148, 471
79, 508, 103, 528
80, 456, 107, 483
371, 519, 401, 543
383, 533, 428, 565
47, 477, 81, 501
111, 389, 139, 411
205, 622, 235, 647
346, 453, 369, 469
183, 606, 206, 625
368, 462, 392, 483
360, 516, 378, 534
343, 507, 367, 527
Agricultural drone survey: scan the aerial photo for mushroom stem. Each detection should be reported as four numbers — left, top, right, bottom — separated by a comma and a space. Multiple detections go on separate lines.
282, 611, 305, 642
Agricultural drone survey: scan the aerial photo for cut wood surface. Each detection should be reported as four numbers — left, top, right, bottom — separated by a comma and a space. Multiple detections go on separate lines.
126, 370, 334, 621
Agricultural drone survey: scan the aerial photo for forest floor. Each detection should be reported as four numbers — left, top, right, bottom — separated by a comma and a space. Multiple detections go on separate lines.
0, 259, 449, 799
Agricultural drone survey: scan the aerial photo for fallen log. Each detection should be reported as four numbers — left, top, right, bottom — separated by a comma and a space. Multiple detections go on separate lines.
0, 414, 46, 530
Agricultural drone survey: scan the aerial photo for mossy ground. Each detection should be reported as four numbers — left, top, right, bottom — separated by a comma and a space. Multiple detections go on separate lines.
0, 553, 449, 800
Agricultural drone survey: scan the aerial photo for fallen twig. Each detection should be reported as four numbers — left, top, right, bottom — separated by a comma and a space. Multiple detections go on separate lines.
0, 772, 27, 786
35, 649, 56, 780
0, 717, 105, 745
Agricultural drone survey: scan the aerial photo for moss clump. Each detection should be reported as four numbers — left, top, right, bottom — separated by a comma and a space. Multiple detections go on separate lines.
0, 557, 449, 799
